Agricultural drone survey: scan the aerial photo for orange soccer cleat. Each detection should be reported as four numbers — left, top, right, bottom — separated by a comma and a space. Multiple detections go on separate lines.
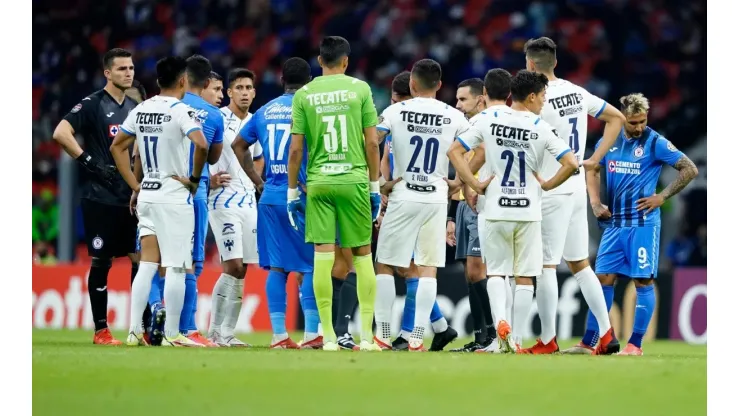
373, 336, 392, 351
592, 329, 615, 355
188, 332, 219, 347
617, 343, 643, 356
271, 337, 300, 349
93, 328, 123, 346
520, 338, 559, 355
299, 336, 324, 350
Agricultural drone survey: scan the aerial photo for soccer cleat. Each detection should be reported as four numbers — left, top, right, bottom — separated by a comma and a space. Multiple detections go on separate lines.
149, 304, 166, 346
322, 341, 340, 351
162, 333, 204, 347
429, 327, 458, 352
475, 341, 502, 353
519, 338, 559, 355
496, 321, 517, 353
616, 343, 643, 356
188, 332, 219, 347
221, 335, 250, 347
271, 337, 300, 349
562, 341, 595, 355
409, 343, 427, 352
337, 333, 360, 351
606, 328, 621, 354
373, 336, 392, 351
592, 329, 615, 355
359, 340, 382, 351
450, 341, 482, 352
93, 328, 123, 346
299, 336, 324, 350
391, 336, 409, 351
126, 331, 149, 346
207, 329, 225, 347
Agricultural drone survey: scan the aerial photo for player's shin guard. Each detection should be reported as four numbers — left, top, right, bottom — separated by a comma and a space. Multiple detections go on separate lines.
314, 251, 336, 342
210, 273, 236, 334
536, 269, 559, 344
129, 262, 158, 334
301, 272, 320, 337
164, 268, 187, 339
179, 273, 197, 334
266, 270, 289, 338
582, 285, 614, 347
473, 279, 495, 338
222, 277, 244, 337
89, 257, 112, 331
148, 271, 163, 306
513, 285, 534, 339
575, 267, 612, 338
410, 277, 436, 348
486, 277, 508, 327
375, 274, 395, 342
353, 254, 377, 343
401, 278, 419, 339
629, 285, 655, 348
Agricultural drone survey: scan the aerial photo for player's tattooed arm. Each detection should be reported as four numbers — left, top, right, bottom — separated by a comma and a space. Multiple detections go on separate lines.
659, 155, 699, 201
232, 135, 264, 192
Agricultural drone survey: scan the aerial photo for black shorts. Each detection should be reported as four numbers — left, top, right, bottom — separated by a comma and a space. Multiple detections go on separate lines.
81, 199, 137, 258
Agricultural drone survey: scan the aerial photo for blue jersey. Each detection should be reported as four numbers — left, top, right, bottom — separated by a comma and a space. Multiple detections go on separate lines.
387, 135, 395, 179
597, 127, 684, 228
182, 92, 224, 201
241, 93, 308, 205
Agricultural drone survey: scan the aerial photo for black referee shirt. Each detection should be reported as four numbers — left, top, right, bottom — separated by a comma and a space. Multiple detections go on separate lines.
63, 89, 138, 206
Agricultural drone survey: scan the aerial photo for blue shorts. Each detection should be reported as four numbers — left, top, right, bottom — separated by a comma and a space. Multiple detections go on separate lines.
257, 203, 313, 273
192, 199, 209, 262
595, 225, 660, 279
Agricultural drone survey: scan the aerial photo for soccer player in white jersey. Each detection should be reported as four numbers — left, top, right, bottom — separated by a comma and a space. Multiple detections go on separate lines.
374, 59, 470, 351
520, 37, 626, 354
109, 56, 209, 347
449, 70, 579, 353
203, 68, 264, 347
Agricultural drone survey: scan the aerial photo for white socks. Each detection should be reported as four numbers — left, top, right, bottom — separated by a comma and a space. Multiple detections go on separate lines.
410, 277, 436, 346
431, 316, 448, 333
486, 277, 508, 327
575, 266, 611, 337
374, 274, 395, 341
222, 277, 245, 337
210, 273, 237, 334
128, 262, 158, 334
164, 268, 186, 339
513, 285, 534, 339
536, 268, 559, 344
505, 276, 514, 322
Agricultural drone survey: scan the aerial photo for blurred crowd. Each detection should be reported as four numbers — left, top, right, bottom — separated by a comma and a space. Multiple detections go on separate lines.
32, 0, 706, 265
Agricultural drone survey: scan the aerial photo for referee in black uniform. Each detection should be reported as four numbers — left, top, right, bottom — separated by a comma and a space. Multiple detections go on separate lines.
52, 48, 143, 345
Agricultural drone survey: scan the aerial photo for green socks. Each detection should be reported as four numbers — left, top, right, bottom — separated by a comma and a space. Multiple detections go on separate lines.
352, 254, 377, 342
313, 251, 336, 343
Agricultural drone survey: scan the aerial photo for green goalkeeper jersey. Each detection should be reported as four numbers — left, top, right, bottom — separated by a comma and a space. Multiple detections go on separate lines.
291, 74, 378, 185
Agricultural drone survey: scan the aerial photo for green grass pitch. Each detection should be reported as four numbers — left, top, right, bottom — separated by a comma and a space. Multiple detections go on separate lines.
33, 330, 706, 415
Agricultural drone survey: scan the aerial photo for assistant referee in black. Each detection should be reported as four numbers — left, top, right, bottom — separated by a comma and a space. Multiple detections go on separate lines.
53, 48, 142, 345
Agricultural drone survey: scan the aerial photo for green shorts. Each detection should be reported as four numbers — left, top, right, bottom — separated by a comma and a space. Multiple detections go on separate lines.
305, 182, 372, 248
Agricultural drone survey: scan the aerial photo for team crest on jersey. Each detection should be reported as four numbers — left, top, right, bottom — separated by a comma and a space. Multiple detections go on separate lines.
443, 117, 451, 124
608, 160, 617, 172
634, 146, 644, 157
667, 141, 677, 152
108, 124, 120, 138
71, 103, 82, 113
224, 239, 234, 251
348, 91, 357, 99
222, 223, 235, 236
92, 237, 104, 250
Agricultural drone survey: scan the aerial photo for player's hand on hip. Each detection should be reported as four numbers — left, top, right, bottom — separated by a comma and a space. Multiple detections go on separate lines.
370, 181, 382, 221
446, 220, 456, 246
471, 176, 494, 195
636, 194, 665, 214
210, 171, 231, 188
380, 177, 401, 196
581, 158, 599, 172
287, 188, 305, 232
445, 177, 463, 198
98, 165, 118, 188
171, 175, 200, 195
591, 201, 612, 220
375, 212, 384, 230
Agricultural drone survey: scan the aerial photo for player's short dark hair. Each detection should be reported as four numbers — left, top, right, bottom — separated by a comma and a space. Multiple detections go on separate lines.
484, 69, 512, 101
209, 71, 223, 82
156, 56, 188, 89
457, 78, 484, 96
131, 79, 147, 101
510, 70, 549, 102
523, 37, 557, 71
319, 36, 351, 68
227, 68, 255, 87
282, 57, 311, 88
391, 71, 411, 97
186, 54, 213, 88
411, 59, 442, 91
102, 48, 132, 69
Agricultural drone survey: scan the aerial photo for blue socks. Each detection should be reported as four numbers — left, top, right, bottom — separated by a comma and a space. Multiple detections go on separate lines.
430, 300, 444, 323
402, 277, 444, 336
629, 285, 655, 348
582, 285, 614, 347
266, 270, 288, 335
148, 271, 162, 306
301, 272, 319, 334
179, 273, 197, 334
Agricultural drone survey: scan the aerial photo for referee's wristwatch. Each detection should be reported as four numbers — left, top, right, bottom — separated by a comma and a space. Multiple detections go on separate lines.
189, 175, 200, 185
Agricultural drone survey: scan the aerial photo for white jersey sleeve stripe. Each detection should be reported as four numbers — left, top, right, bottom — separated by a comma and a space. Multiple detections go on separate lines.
556, 148, 571, 161
185, 126, 201, 136
456, 136, 471, 151
120, 125, 135, 135
594, 101, 607, 118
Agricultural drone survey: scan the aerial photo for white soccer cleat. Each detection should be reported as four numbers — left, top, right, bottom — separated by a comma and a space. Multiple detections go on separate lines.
162, 334, 204, 347
207, 330, 226, 347
126, 331, 148, 346
322, 341, 340, 351
562, 342, 595, 355
359, 340, 382, 352
475, 341, 503, 354
222, 335, 250, 347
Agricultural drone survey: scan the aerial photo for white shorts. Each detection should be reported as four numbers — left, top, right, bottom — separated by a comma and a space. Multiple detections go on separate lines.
376, 200, 447, 268
541, 186, 590, 265
137, 201, 194, 269
209, 203, 259, 264
482, 219, 542, 277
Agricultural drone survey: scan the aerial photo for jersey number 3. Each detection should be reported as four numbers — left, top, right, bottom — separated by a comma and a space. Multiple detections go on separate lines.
568, 117, 579, 153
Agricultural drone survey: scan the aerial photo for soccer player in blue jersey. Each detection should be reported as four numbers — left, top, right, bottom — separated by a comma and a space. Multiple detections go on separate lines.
178, 55, 225, 346
376, 70, 456, 351
231, 57, 321, 349
574, 93, 698, 355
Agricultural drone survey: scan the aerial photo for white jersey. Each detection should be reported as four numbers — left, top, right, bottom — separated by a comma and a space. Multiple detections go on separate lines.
210, 107, 263, 205
457, 107, 571, 222
540, 78, 606, 195
120, 95, 201, 205
377, 97, 469, 204
472, 105, 505, 213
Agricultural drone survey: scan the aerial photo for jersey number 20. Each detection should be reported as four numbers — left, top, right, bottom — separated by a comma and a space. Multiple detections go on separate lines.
406, 136, 439, 174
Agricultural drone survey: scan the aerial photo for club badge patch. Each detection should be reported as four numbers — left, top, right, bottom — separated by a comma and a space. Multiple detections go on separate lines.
71, 103, 82, 113
667, 141, 678, 152
634, 146, 644, 157
92, 237, 104, 250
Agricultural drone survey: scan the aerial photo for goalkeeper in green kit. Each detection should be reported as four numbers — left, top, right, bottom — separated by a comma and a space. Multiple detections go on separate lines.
287, 36, 382, 352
